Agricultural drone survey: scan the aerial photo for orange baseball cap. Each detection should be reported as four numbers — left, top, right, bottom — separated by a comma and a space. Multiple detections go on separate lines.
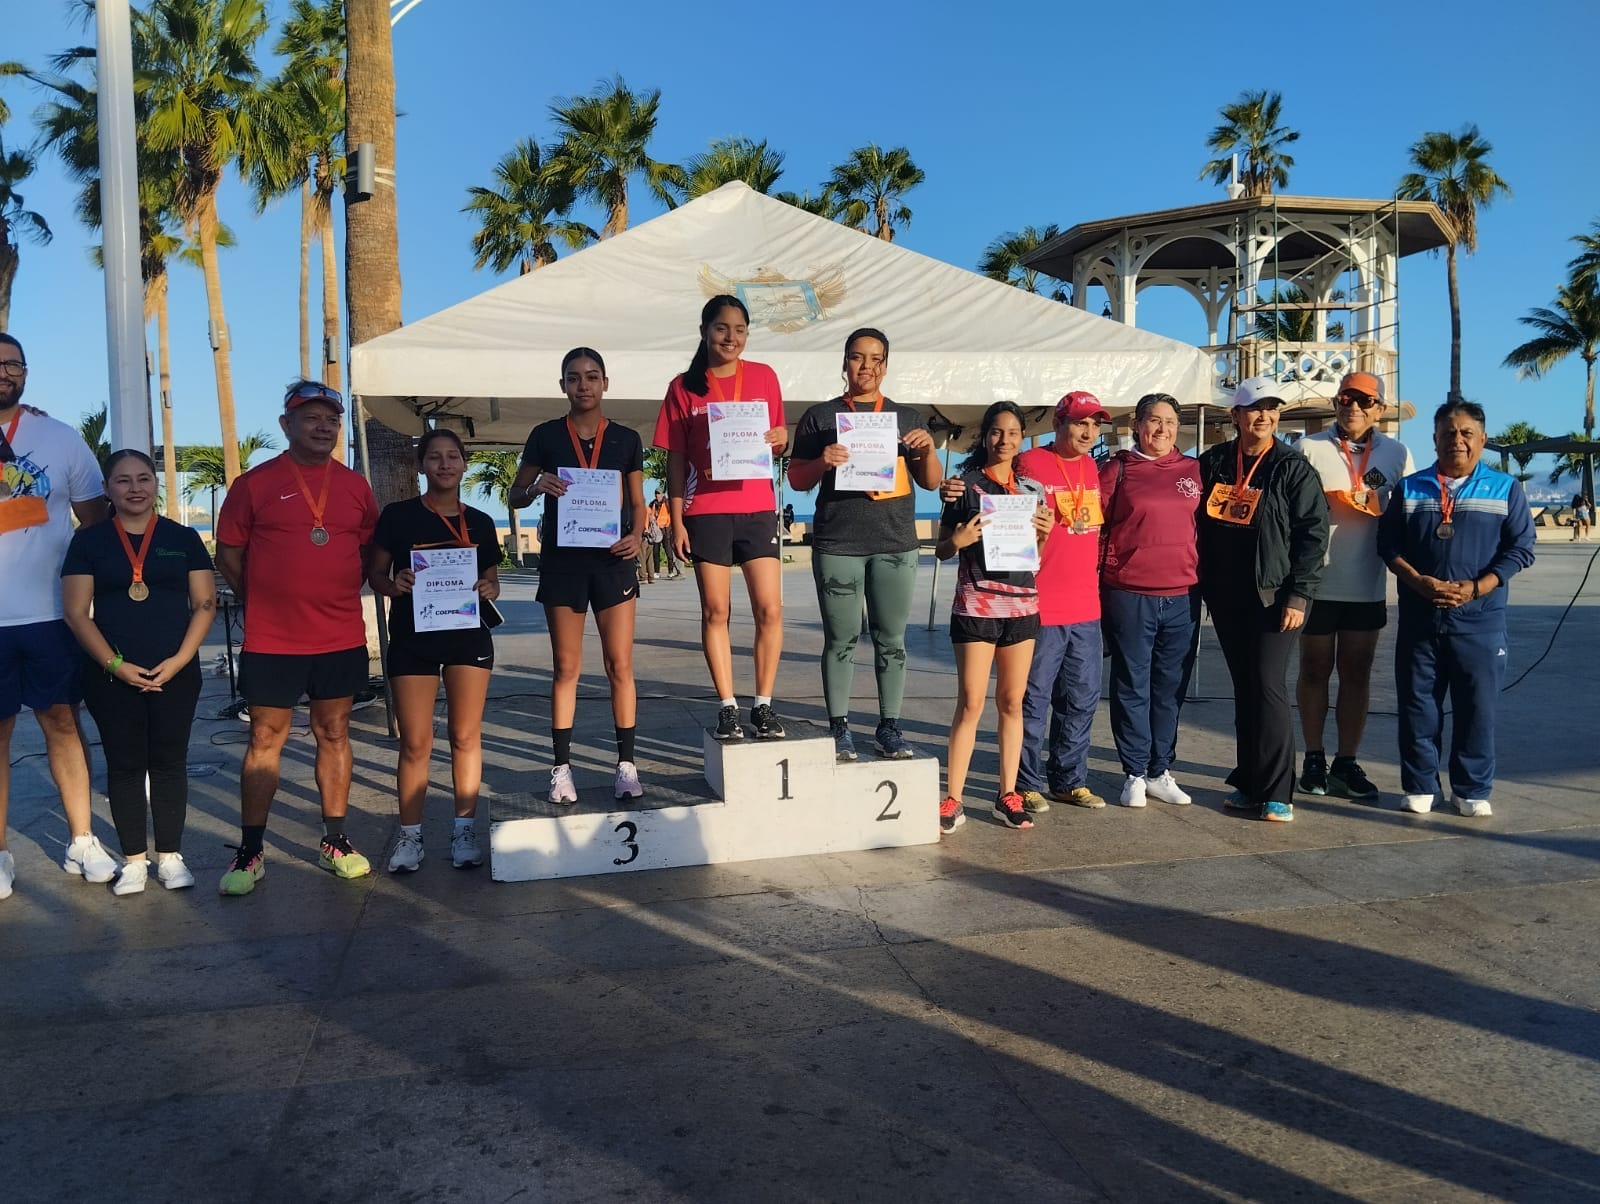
1337, 372, 1385, 402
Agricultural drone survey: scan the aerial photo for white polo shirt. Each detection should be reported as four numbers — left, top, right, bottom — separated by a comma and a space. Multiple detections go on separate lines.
1299, 428, 1414, 603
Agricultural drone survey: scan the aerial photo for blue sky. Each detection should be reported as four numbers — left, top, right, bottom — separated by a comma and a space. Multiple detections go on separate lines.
4, 0, 1597, 498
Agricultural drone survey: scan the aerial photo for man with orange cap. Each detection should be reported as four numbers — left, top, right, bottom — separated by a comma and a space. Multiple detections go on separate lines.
1294, 371, 1413, 801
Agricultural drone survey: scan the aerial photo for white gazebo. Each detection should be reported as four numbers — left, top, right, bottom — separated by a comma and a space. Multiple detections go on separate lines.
1022, 195, 1454, 429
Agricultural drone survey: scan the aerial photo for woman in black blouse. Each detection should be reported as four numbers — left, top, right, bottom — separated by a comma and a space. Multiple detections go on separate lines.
368, 428, 502, 872
61, 449, 216, 896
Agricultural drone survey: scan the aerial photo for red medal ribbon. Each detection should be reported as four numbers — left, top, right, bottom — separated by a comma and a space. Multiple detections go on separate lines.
565, 416, 608, 469
704, 363, 744, 403
113, 514, 158, 585
1436, 473, 1458, 526
284, 456, 333, 534
420, 494, 471, 547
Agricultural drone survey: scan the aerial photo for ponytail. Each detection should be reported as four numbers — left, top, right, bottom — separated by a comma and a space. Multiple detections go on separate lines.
682, 294, 749, 397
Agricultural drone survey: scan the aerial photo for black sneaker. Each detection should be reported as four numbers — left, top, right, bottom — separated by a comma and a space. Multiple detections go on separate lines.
830, 719, 858, 762
873, 721, 914, 760
751, 703, 786, 740
1328, 757, 1380, 801
713, 705, 746, 741
1299, 751, 1329, 796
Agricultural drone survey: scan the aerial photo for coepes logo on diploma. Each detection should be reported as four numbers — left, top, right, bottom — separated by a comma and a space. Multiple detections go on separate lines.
833, 411, 898, 492
707, 401, 773, 481
411, 546, 480, 632
556, 466, 623, 548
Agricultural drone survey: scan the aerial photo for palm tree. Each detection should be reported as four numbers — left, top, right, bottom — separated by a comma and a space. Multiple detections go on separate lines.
180, 431, 279, 499
824, 145, 924, 242
1397, 125, 1512, 403
1199, 90, 1298, 198
464, 450, 522, 559
979, 225, 1063, 295
136, 0, 281, 486
1568, 217, 1600, 290
1503, 280, 1600, 505
773, 188, 838, 218
1491, 420, 1546, 482
679, 136, 785, 199
1252, 284, 1345, 343
0, 120, 52, 333
265, 0, 345, 393
1548, 435, 1595, 490
463, 138, 596, 275
78, 405, 111, 463
345, 0, 415, 507
545, 76, 683, 238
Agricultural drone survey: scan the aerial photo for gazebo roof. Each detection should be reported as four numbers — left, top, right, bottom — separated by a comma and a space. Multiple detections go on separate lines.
1022, 196, 1456, 280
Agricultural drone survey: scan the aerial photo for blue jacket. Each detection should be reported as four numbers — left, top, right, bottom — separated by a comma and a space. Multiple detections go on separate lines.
1376, 460, 1535, 634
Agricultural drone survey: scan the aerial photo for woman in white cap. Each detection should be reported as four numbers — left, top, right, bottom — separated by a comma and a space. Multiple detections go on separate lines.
1197, 378, 1328, 822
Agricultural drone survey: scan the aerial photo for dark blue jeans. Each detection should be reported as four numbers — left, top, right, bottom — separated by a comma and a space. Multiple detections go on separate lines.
1396, 625, 1505, 799
1017, 619, 1101, 793
1102, 587, 1200, 779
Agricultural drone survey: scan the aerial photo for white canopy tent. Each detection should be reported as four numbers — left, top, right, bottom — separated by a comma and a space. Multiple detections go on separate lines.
350, 183, 1213, 447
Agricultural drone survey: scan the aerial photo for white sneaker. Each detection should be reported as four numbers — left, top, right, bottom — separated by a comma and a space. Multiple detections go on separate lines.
0, 849, 13, 899
1116, 775, 1148, 808
63, 835, 118, 883
1400, 794, 1434, 814
1143, 771, 1191, 806
112, 859, 149, 896
387, 830, 425, 873
450, 825, 483, 869
156, 852, 195, 890
614, 760, 643, 800
1453, 796, 1492, 818
549, 764, 578, 804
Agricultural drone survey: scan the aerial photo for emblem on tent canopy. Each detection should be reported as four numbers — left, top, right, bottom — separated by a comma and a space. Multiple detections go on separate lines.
698, 264, 847, 333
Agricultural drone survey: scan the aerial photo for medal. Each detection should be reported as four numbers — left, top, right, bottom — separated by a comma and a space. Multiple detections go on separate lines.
285, 456, 335, 546
113, 514, 158, 603
1434, 470, 1464, 543
1435, 521, 1454, 541
1352, 490, 1369, 508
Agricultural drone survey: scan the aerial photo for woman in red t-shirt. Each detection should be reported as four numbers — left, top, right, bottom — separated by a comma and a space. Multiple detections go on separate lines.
652, 295, 789, 742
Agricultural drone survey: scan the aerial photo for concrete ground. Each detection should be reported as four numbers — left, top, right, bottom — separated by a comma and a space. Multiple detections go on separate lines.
3, 543, 1598, 1203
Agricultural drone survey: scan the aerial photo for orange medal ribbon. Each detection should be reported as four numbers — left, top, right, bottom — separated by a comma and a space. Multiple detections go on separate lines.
982, 466, 1021, 495
114, 515, 158, 600
565, 416, 608, 469
704, 363, 744, 403
2, 408, 19, 449
1053, 450, 1097, 531
1435, 473, 1459, 539
843, 392, 883, 413
285, 457, 333, 542
1206, 441, 1269, 526
420, 494, 472, 548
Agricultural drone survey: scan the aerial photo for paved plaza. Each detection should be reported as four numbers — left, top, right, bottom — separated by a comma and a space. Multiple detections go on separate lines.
3, 541, 1598, 1203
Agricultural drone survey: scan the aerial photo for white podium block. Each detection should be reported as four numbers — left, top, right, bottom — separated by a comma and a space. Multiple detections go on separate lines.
701, 727, 835, 801
488, 733, 941, 882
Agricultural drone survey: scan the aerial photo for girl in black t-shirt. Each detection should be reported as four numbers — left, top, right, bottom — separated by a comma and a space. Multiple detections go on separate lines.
508, 348, 649, 806
61, 449, 216, 895
367, 429, 502, 872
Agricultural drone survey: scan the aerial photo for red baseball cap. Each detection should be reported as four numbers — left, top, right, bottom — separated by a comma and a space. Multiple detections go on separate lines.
1055, 391, 1111, 423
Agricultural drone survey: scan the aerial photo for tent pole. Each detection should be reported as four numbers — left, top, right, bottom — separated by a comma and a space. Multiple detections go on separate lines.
354, 396, 398, 740
926, 441, 953, 631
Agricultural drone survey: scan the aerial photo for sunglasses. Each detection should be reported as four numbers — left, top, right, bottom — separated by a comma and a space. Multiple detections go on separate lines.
1336, 392, 1382, 410
286, 382, 343, 407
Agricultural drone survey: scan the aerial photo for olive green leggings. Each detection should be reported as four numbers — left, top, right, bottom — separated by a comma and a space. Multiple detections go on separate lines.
811, 550, 919, 720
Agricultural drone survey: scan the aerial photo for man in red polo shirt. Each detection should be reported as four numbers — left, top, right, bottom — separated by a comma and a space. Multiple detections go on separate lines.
1013, 392, 1112, 813
214, 381, 379, 895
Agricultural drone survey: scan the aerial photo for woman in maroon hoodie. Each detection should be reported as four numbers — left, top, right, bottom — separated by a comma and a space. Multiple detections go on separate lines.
1098, 393, 1203, 809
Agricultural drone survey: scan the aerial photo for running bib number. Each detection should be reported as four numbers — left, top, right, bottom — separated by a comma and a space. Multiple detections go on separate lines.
1206, 482, 1261, 526
1054, 490, 1104, 529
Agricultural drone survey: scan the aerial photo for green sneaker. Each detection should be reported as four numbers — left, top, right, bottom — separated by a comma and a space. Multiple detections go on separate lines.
319, 833, 372, 879
218, 847, 264, 896
1020, 789, 1051, 814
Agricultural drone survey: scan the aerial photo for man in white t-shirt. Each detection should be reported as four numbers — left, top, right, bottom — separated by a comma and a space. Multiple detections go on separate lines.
1295, 371, 1415, 801
0, 333, 117, 899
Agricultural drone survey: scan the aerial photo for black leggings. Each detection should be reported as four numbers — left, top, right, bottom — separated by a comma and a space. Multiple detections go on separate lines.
1208, 594, 1298, 807
80, 658, 202, 856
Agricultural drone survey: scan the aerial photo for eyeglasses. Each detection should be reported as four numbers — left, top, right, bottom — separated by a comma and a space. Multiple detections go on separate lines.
1336, 392, 1381, 410
0, 360, 27, 380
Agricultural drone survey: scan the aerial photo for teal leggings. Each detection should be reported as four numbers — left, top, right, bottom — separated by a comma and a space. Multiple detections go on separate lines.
811, 550, 919, 720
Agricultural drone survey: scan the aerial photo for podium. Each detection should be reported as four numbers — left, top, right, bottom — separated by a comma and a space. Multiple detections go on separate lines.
489, 725, 940, 882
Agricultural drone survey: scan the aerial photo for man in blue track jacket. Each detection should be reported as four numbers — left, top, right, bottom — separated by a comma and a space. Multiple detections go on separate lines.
1377, 401, 1536, 817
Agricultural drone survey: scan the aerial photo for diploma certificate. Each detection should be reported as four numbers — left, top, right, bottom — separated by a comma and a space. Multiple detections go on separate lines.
979, 494, 1040, 572
556, 467, 623, 549
708, 401, 773, 481
411, 546, 480, 632
833, 411, 899, 492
